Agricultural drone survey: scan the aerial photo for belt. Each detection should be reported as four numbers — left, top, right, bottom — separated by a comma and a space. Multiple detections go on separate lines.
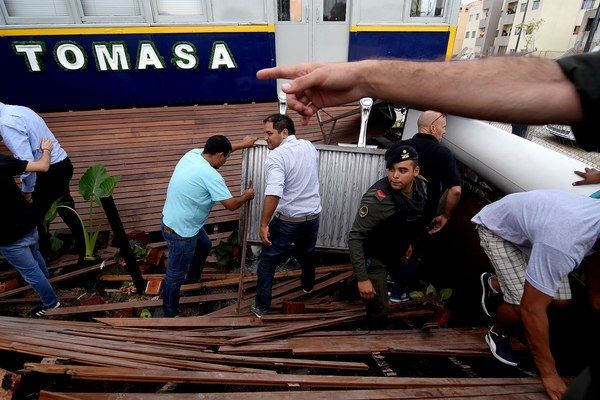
275, 213, 319, 222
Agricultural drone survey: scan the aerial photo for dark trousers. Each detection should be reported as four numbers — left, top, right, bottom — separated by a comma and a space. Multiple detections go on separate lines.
33, 157, 74, 257
161, 223, 212, 317
254, 216, 319, 311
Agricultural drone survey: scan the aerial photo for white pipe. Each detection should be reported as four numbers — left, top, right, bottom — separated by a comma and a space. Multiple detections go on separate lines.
404, 110, 600, 197
357, 97, 373, 148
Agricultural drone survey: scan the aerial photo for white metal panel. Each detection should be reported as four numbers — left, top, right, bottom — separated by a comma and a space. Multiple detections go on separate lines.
80, 0, 141, 16
355, 0, 404, 24
241, 141, 386, 250
312, 0, 349, 62
4, 0, 69, 17
211, 0, 267, 23
404, 109, 600, 197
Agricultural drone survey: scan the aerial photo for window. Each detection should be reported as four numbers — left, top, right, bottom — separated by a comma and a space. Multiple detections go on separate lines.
515, 26, 522, 35
323, 0, 346, 22
469, 14, 473, 21
152, 0, 207, 22
585, 17, 594, 31
582, 0, 594, 10
80, 1, 141, 17
475, 13, 479, 20
213, 0, 266, 23
532, 0, 540, 10
496, 29, 499, 37
410, 0, 445, 18
278, 0, 302, 22
472, 31, 476, 38
573, 25, 580, 35
520, 3, 527, 12
1, 0, 74, 23
465, 31, 470, 38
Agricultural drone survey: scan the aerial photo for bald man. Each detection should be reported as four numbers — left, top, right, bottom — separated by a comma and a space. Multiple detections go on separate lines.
386, 111, 461, 233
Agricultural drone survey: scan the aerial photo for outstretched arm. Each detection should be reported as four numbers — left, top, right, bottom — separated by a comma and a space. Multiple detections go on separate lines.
257, 57, 583, 126
231, 136, 258, 153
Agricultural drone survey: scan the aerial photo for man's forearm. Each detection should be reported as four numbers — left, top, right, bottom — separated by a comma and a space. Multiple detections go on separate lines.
362, 57, 583, 125
440, 186, 461, 218
521, 299, 557, 378
260, 195, 279, 227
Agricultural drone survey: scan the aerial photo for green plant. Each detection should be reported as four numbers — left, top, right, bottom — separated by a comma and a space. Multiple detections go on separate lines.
78, 164, 121, 260
114, 239, 149, 264
43, 197, 67, 254
517, 18, 544, 49
410, 284, 452, 308
214, 230, 241, 268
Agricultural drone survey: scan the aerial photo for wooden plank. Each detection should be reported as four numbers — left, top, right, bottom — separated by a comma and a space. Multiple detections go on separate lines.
45, 291, 237, 316
0, 260, 112, 299
39, 384, 548, 400
94, 316, 263, 328
25, 363, 543, 389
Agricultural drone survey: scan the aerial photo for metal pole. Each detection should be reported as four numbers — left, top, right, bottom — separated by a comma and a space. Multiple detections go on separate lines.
584, 5, 600, 52
99, 195, 146, 294
235, 179, 252, 314
514, 0, 530, 54
357, 97, 373, 148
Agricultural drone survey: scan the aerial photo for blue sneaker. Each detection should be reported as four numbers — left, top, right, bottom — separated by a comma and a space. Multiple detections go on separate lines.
480, 272, 501, 318
485, 329, 518, 366
389, 291, 411, 303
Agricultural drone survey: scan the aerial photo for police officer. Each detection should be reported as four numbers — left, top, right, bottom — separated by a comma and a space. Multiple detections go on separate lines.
348, 145, 427, 327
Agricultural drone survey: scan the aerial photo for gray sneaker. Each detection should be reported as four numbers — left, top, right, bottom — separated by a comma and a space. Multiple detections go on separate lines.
250, 302, 267, 318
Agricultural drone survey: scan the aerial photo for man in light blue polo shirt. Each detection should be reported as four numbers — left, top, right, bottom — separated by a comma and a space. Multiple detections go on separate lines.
161, 135, 256, 317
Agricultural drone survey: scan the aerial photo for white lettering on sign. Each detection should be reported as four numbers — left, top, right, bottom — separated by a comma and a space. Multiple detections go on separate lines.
93, 42, 130, 71
55, 42, 87, 71
12, 42, 46, 72
11, 40, 239, 72
172, 42, 198, 70
137, 42, 165, 70
209, 42, 237, 70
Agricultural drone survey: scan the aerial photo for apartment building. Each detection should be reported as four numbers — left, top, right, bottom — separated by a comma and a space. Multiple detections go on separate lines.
455, 0, 503, 57
453, 2, 471, 55
571, 1, 600, 51
493, 0, 599, 58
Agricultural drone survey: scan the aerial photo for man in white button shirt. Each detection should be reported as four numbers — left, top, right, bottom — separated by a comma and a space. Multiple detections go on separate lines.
252, 114, 322, 317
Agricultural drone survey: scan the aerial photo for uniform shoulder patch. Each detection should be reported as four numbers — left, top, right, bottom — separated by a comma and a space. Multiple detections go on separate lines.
375, 189, 388, 201
359, 204, 369, 218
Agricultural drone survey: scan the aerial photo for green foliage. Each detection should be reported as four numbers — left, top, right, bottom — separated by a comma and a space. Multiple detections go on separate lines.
114, 239, 149, 263
78, 164, 121, 260
410, 283, 453, 308
139, 308, 152, 318
214, 230, 241, 268
517, 18, 544, 48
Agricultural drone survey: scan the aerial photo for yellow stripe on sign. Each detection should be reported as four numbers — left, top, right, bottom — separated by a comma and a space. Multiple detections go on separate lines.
445, 25, 457, 61
350, 25, 453, 32
0, 24, 275, 37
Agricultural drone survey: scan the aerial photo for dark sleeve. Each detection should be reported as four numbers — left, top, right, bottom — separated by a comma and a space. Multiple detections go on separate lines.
437, 147, 461, 189
556, 52, 600, 152
0, 154, 28, 176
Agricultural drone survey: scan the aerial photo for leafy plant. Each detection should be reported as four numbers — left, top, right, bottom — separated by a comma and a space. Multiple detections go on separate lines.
214, 230, 241, 268
114, 239, 149, 264
516, 18, 544, 49
43, 197, 67, 254
78, 164, 121, 260
410, 284, 452, 308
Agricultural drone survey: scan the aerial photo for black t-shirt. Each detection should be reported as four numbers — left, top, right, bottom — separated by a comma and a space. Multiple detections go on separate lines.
556, 52, 600, 152
0, 154, 38, 245
390, 134, 461, 219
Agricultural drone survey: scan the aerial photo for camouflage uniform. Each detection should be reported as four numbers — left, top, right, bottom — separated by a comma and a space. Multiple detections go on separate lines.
348, 176, 427, 325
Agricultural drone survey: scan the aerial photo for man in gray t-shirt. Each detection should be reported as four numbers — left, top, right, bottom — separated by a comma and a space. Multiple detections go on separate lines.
472, 189, 600, 400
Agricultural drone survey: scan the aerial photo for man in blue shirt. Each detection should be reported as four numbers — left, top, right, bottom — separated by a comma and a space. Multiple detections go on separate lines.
161, 135, 256, 317
0, 102, 74, 257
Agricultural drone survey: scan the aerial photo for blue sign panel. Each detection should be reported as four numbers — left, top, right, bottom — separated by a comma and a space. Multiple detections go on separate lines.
0, 31, 276, 112
349, 31, 449, 61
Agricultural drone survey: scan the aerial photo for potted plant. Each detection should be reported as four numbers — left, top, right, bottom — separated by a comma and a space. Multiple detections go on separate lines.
411, 284, 453, 327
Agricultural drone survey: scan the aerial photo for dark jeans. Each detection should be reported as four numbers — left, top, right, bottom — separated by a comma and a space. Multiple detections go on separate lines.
390, 238, 426, 295
254, 216, 319, 311
34, 157, 74, 257
161, 222, 211, 317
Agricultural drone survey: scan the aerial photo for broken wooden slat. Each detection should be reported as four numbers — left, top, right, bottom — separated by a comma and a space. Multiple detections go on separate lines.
26, 363, 543, 389
94, 316, 263, 328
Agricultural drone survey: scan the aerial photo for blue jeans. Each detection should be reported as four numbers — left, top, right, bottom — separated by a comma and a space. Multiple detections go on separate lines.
255, 216, 319, 311
0, 228, 58, 308
161, 222, 212, 317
